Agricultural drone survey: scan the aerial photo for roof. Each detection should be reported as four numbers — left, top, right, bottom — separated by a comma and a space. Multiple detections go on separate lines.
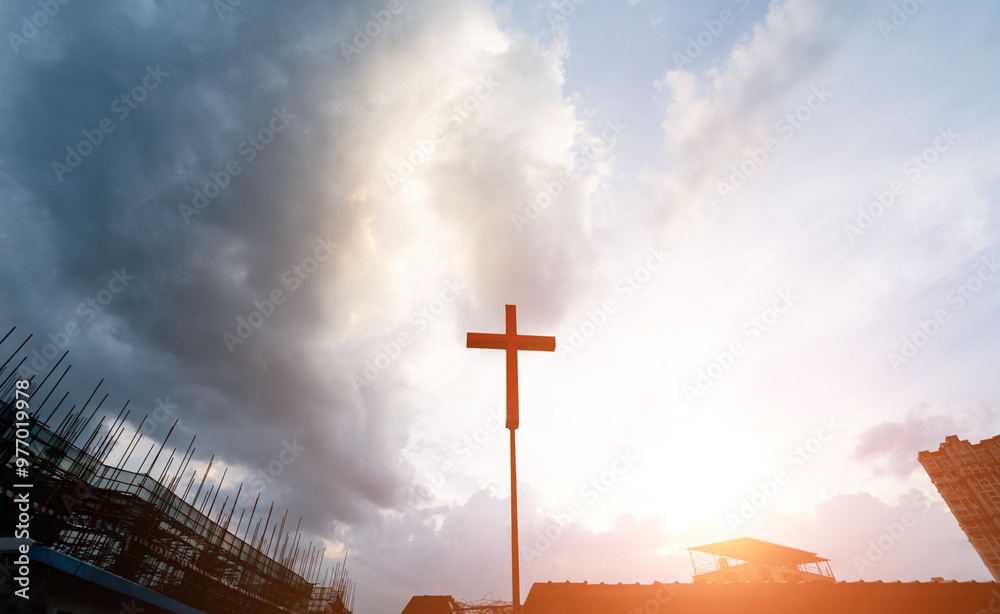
401, 596, 458, 614
523, 581, 1000, 614
687, 537, 829, 566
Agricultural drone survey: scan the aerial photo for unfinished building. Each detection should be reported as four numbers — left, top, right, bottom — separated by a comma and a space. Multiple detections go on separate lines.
0, 327, 354, 614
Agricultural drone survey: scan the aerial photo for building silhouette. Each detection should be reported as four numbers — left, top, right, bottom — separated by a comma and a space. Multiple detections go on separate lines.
0, 328, 354, 614
919, 434, 1000, 581
688, 537, 835, 583
401, 596, 461, 614
519, 537, 999, 613
521, 579, 1000, 614
400, 595, 514, 614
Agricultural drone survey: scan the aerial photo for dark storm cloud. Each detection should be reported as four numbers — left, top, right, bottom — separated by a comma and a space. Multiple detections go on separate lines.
2, 2, 648, 610
1, 0, 610, 545
0, 0, 413, 530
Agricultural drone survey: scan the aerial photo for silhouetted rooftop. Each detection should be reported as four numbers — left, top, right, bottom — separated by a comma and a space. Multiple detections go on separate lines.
401, 595, 458, 614
688, 536, 829, 566
523, 580, 1000, 614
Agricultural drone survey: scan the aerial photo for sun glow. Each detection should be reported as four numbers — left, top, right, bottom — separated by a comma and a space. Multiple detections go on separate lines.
651, 434, 762, 532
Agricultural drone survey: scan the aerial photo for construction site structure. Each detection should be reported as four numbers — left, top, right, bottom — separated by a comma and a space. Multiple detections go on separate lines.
687, 537, 835, 583
0, 327, 355, 614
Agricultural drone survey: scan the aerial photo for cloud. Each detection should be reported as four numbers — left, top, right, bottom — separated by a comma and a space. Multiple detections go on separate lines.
852, 405, 999, 477
346, 485, 686, 613
647, 0, 873, 227
348, 482, 992, 611
0, 0, 618, 576
741, 489, 991, 582
3, 1, 999, 612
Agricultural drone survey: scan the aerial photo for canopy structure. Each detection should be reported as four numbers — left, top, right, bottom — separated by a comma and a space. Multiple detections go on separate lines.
687, 537, 835, 582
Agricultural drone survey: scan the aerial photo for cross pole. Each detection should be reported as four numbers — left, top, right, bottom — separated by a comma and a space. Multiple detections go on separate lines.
467, 304, 555, 613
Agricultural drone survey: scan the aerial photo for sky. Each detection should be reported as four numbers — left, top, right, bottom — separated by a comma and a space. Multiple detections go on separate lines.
1, 0, 1000, 612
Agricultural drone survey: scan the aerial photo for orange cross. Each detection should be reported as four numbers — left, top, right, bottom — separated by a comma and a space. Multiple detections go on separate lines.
467, 304, 556, 430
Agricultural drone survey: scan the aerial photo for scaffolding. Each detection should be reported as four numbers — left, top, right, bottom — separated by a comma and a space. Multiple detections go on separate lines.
0, 327, 355, 614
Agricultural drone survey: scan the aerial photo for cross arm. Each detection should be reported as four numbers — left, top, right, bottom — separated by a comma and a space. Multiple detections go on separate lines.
467, 332, 507, 349
516, 335, 556, 352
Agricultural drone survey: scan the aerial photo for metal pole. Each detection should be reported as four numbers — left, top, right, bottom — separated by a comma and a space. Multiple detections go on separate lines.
510, 427, 520, 614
